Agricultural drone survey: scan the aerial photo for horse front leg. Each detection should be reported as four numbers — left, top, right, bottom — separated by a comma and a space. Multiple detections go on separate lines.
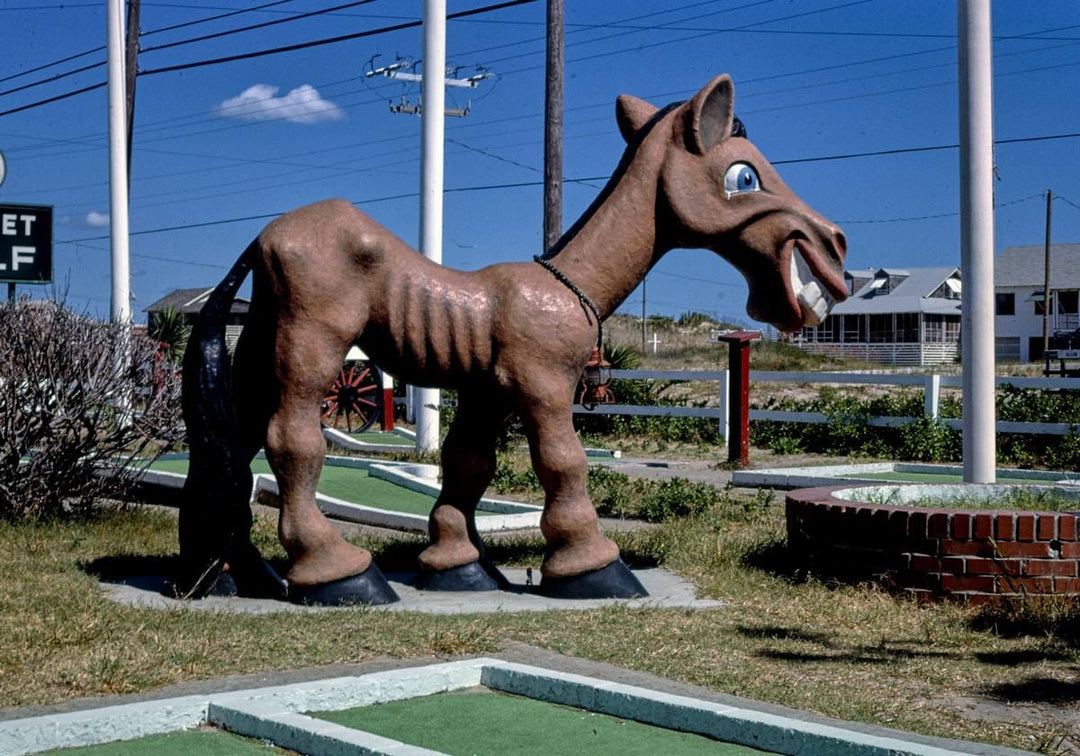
520, 394, 648, 598
416, 391, 509, 590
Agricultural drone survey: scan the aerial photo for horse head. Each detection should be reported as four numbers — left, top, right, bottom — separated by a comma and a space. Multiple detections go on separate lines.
618, 74, 848, 332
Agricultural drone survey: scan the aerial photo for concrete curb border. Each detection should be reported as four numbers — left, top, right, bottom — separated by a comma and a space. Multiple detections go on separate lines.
0, 659, 1033, 756
137, 453, 541, 533
733, 462, 1077, 491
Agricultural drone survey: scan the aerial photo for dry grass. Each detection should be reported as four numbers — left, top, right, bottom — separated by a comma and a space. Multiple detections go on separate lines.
2, 499, 1079, 753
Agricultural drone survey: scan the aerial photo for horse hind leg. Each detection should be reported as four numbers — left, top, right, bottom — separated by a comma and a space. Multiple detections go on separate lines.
416, 391, 510, 590
265, 321, 398, 605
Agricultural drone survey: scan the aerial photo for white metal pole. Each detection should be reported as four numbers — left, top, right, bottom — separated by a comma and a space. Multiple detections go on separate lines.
957, 0, 996, 483
107, 0, 130, 324
415, 0, 446, 455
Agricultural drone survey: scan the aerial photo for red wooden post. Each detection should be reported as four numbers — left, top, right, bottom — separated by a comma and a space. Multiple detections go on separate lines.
715, 330, 761, 466
380, 372, 395, 432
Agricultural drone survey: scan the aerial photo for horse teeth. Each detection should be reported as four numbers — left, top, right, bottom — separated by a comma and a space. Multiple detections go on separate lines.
791, 249, 835, 327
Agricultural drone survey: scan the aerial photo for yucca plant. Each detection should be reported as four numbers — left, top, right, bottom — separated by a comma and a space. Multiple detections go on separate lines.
148, 306, 190, 365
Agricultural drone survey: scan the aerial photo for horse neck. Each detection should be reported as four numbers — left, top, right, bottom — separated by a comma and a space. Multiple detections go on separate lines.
546, 139, 670, 319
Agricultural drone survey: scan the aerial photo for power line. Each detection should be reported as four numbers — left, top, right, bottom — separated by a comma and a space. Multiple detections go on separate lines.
0, 0, 535, 118
835, 193, 1045, 225
139, 0, 537, 77
493, 0, 879, 72
140, 0, 380, 55
0, 0, 300, 88
143, 0, 300, 38
54, 123, 1080, 244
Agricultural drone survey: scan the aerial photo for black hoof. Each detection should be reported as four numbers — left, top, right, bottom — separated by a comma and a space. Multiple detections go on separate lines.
539, 559, 649, 599
415, 560, 508, 591
230, 557, 288, 600
288, 564, 400, 606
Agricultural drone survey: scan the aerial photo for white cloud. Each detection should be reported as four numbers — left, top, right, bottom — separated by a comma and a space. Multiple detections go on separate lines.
86, 211, 109, 227
213, 83, 344, 125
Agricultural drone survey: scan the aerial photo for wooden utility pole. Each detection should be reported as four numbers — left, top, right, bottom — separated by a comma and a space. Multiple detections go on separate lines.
124, 0, 140, 184
543, 0, 564, 253
1042, 189, 1053, 354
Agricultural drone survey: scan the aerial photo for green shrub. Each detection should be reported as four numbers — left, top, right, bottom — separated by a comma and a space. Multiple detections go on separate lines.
896, 416, 962, 462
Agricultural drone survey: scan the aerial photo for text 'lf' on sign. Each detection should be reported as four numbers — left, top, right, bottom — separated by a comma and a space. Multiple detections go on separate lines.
0, 203, 52, 284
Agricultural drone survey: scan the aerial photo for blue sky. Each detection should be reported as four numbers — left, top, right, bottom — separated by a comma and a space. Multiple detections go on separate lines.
1, 0, 1079, 326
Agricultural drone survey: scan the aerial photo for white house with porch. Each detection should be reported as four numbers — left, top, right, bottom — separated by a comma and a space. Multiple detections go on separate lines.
994, 243, 1080, 363
793, 266, 962, 366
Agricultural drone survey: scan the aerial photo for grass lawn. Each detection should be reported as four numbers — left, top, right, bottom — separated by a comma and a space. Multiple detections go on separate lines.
2, 489, 1078, 754
312, 690, 773, 755
148, 458, 498, 517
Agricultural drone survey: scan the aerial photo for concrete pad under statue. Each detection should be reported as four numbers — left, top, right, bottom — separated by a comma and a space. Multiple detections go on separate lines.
98, 567, 723, 615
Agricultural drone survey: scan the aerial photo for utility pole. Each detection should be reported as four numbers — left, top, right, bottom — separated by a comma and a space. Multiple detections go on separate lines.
124, 0, 140, 184
415, 0, 446, 455
543, 0, 564, 253
957, 0, 995, 483
1042, 189, 1053, 354
107, 0, 130, 325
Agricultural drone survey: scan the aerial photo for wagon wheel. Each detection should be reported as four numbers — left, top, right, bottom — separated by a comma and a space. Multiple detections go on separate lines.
321, 359, 383, 434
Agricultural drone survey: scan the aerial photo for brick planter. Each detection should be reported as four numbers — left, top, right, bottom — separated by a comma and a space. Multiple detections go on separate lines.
786, 484, 1080, 602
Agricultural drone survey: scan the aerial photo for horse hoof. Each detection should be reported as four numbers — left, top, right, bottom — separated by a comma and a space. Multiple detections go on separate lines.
415, 560, 507, 591
230, 557, 287, 600
538, 559, 649, 599
287, 564, 400, 606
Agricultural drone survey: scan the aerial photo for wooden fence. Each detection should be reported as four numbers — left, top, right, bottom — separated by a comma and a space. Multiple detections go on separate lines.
570, 370, 1080, 437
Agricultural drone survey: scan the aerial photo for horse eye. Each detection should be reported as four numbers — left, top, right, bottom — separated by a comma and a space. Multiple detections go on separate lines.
723, 163, 760, 196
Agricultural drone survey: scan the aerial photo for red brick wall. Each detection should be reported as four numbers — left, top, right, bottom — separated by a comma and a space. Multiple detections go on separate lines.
786, 485, 1080, 602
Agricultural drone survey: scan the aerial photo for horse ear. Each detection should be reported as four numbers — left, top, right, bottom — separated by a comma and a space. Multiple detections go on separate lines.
683, 74, 735, 155
616, 94, 658, 143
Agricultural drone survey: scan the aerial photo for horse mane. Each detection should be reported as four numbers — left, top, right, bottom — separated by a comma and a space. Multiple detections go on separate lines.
540, 101, 683, 261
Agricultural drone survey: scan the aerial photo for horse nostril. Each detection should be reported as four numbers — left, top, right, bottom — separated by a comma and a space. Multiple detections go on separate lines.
830, 228, 848, 264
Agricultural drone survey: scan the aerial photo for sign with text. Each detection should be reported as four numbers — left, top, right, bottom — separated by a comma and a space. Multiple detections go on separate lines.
0, 203, 52, 284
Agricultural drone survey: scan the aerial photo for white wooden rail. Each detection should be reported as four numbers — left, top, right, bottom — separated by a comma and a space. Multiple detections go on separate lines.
570, 370, 1080, 437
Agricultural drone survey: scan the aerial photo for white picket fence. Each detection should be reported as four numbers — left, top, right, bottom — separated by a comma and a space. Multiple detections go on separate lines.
570, 370, 1080, 437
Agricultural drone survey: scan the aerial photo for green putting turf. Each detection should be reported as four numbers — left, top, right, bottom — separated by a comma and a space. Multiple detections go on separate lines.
842, 470, 1051, 484
312, 690, 777, 755
43, 728, 287, 755
351, 431, 414, 446
148, 458, 476, 517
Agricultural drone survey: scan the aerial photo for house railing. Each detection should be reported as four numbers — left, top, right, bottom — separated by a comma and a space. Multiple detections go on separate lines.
792, 341, 959, 366
570, 369, 1080, 437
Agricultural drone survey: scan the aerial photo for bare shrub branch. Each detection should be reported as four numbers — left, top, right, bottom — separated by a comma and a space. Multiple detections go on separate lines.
0, 298, 184, 520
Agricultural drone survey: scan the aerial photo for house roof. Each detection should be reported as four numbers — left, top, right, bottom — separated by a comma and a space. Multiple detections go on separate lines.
996, 244, 1080, 288
144, 287, 250, 315
830, 266, 961, 316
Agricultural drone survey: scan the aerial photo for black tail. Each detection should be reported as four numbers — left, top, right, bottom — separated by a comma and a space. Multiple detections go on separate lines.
176, 242, 282, 598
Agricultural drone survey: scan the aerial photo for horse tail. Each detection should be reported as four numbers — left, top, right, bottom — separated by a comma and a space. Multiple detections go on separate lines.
175, 240, 273, 598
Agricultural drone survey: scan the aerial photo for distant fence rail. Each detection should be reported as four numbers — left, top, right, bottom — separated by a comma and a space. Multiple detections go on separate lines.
570, 370, 1080, 437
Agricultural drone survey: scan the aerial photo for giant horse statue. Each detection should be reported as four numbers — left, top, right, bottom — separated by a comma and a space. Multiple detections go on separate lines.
177, 74, 848, 605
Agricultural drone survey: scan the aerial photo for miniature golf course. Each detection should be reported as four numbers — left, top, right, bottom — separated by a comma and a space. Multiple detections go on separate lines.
148, 457, 497, 518
311, 689, 776, 756
41, 728, 280, 755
